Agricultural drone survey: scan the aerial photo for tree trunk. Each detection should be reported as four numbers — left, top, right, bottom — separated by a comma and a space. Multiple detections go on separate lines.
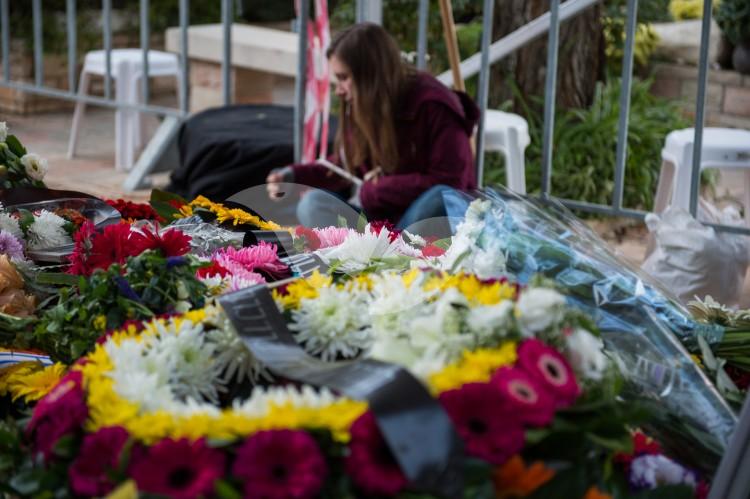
490, 0, 605, 112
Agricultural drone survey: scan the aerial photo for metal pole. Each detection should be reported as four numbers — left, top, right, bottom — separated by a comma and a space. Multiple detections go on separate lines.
67, 0, 77, 94
103, 0, 112, 100
688, 0, 713, 217
475, 0, 495, 188
708, 395, 750, 499
179, 0, 189, 114
355, 0, 364, 23
140, 0, 150, 105
612, 0, 638, 211
32, 0, 43, 87
221, 0, 232, 106
1, 0, 9, 82
540, 0, 561, 199
294, 0, 309, 163
416, 0, 429, 70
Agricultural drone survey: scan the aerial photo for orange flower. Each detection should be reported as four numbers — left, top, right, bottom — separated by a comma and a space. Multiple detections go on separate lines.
582, 486, 612, 499
494, 455, 555, 498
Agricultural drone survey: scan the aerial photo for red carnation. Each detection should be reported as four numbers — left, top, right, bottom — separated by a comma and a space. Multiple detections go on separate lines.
67, 220, 97, 275
232, 429, 327, 499
69, 426, 129, 496
439, 382, 525, 465
137, 227, 191, 257
128, 438, 225, 498
345, 411, 408, 496
491, 366, 556, 427
26, 370, 88, 461
69, 222, 148, 275
196, 261, 230, 279
516, 339, 580, 408
369, 220, 400, 242
421, 244, 446, 257
614, 431, 663, 469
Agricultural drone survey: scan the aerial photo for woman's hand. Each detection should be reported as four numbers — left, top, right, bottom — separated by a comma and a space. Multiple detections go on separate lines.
266, 167, 293, 201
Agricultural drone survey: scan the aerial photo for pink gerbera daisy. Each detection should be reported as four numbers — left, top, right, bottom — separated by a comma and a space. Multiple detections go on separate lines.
516, 339, 580, 408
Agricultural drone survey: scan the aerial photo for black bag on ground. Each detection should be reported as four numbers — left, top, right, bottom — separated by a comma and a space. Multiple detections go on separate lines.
167, 104, 337, 201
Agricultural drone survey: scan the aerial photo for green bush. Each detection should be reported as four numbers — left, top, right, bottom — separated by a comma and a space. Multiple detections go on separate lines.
715, 0, 750, 45
484, 76, 690, 213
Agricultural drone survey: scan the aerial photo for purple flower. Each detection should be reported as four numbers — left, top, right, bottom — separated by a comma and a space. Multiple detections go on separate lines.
115, 277, 141, 302
0, 230, 23, 260
629, 454, 697, 490
166, 256, 187, 268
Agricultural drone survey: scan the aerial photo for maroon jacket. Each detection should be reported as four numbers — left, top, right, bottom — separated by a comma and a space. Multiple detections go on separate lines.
291, 72, 479, 223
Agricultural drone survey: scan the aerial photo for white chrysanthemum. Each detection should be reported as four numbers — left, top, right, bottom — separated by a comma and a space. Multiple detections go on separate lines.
20, 153, 48, 181
0, 212, 23, 240
151, 320, 225, 404
0, 122, 7, 143
368, 335, 422, 368
367, 271, 434, 337
315, 227, 400, 273
410, 288, 472, 358
402, 230, 426, 247
290, 285, 372, 361
206, 310, 265, 383
565, 328, 609, 381
466, 301, 514, 340
232, 385, 340, 418
27, 210, 71, 249
515, 287, 566, 334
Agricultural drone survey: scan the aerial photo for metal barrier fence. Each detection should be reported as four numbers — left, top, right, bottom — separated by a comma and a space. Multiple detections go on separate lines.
1, 0, 750, 493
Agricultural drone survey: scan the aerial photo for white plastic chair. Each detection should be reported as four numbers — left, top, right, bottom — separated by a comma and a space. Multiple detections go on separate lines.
653, 127, 750, 225
67, 49, 183, 171
482, 109, 530, 194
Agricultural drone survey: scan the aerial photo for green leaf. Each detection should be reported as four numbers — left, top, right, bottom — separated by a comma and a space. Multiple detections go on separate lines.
584, 432, 632, 453
337, 214, 349, 228
5, 135, 26, 157
35, 272, 80, 286
214, 479, 243, 499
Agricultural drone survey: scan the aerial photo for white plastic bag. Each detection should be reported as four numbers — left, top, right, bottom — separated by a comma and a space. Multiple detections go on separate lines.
642, 200, 750, 307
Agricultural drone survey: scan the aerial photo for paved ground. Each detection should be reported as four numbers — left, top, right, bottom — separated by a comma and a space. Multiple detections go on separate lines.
5, 106, 750, 307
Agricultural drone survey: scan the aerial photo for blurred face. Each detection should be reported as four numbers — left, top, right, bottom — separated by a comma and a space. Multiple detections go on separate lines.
330, 55, 354, 103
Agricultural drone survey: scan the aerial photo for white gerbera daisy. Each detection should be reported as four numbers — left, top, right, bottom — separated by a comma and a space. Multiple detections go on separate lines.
289, 285, 372, 361
27, 210, 71, 249
20, 153, 48, 181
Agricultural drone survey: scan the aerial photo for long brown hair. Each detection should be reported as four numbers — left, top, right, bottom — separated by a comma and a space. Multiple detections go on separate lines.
328, 23, 413, 173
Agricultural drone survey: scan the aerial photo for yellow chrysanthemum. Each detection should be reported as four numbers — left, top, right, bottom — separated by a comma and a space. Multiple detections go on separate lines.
273, 271, 333, 309
93, 315, 107, 331
429, 342, 518, 393
188, 196, 281, 231
177, 204, 194, 218
4, 362, 67, 402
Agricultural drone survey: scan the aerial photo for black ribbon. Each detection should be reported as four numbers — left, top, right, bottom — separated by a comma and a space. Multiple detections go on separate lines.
243, 230, 295, 257
219, 286, 464, 497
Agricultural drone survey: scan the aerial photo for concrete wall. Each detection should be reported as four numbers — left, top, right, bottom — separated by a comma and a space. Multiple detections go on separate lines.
650, 62, 750, 129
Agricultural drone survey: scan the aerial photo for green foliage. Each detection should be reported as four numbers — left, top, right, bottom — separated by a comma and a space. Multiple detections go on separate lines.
603, 18, 660, 74
715, 0, 750, 45
484, 77, 689, 213
670, 0, 719, 20
23, 251, 208, 364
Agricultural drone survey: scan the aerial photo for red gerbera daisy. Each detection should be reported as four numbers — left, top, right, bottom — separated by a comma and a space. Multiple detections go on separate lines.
137, 227, 191, 257
232, 429, 327, 499
491, 366, 556, 427
439, 382, 525, 465
69, 426, 129, 496
26, 370, 88, 461
128, 438, 225, 499
516, 339, 580, 408
345, 411, 408, 496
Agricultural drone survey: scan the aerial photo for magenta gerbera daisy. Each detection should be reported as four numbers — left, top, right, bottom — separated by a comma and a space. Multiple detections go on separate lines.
516, 339, 580, 408
232, 429, 327, 499
491, 366, 556, 427
68, 426, 129, 496
439, 382, 525, 465
128, 438, 225, 498
345, 411, 408, 496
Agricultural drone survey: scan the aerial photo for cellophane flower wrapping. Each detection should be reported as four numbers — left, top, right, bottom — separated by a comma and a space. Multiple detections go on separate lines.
442, 186, 735, 472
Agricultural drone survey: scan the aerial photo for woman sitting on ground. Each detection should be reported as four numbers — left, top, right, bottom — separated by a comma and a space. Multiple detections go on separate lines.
267, 22, 478, 229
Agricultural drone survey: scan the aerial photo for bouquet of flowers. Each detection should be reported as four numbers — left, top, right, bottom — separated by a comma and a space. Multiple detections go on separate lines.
439, 188, 736, 472
0, 122, 48, 189
0, 271, 704, 498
